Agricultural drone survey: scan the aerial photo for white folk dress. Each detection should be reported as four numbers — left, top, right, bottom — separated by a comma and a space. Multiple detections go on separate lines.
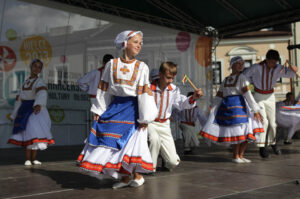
276, 102, 300, 140
8, 77, 54, 150
77, 58, 158, 179
200, 73, 263, 145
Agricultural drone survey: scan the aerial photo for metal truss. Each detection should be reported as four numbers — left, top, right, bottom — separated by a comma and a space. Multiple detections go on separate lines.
217, 0, 248, 21
146, 0, 204, 27
275, 0, 293, 10
219, 8, 300, 36
46, 0, 204, 34
24, 0, 300, 37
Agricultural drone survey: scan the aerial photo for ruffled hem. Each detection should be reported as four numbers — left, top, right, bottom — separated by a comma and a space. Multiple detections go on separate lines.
77, 128, 153, 179
7, 138, 55, 147
200, 128, 263, 144
78, 154, 153, 175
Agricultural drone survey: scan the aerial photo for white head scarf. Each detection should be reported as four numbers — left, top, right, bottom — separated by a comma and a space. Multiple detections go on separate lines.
114, 30, 143, 50
230, 56, 243, 68
30, 58, 43, 69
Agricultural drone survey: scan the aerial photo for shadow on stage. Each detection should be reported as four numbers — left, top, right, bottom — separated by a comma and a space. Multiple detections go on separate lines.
29, 168, 114, 190
0, 145, 84, 165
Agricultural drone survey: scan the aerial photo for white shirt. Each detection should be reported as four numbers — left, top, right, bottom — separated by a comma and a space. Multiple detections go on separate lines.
243, 61, 296, 91
77, 67, 104, 96
172, 106, 207, 126
91, 58, 158, 124
11, 77, 48, 119
150, 81, 196, 122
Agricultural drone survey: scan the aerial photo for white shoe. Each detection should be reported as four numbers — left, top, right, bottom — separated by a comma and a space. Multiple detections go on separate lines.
232, 158, 244, 163
130, 177, 145, 187
241, 157, 251, 163
24, 160, 32, 166
112, 181, 132, 189
32, 160, 42, 165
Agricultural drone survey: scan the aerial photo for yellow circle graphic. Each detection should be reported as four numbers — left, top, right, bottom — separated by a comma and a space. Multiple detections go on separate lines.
20, 36, 52, 67
5, 29, 17, 41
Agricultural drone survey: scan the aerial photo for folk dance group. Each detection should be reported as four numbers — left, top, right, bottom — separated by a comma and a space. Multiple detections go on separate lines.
7, 30, 299, 189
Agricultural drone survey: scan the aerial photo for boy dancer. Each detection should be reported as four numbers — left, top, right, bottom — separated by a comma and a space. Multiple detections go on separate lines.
148, 62, 203, 170
173, 92, 207, 154
244, 50, 298, 157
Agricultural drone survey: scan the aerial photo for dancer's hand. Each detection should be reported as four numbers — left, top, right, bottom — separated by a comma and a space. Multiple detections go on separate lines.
254, 112, 263, 123
139, 123, 148, 130
193, 88, 204, 100
33, 105, 41, 114
94, 114, 100, 121
290, 65, 298, 73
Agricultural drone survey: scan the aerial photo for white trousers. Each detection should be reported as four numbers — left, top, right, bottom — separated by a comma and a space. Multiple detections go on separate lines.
254, 92, 277, 147
179, 123, 199, 150
148, 120, 180, 170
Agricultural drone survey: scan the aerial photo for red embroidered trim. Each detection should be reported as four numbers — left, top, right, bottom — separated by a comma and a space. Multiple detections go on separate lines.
79, 154, 154, 173
7, 138, 55, 146
254, 87, 274, 94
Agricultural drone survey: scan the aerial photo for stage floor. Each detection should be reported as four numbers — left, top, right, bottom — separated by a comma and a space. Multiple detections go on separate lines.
1, 140, 300, 199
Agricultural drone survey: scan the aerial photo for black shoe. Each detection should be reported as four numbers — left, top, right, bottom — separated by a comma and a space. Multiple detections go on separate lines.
184, 150, 193, 155
259, 147, 269, 158
271, 144, 282, 155
156, 166, 172, 172
284, 140, 292, 145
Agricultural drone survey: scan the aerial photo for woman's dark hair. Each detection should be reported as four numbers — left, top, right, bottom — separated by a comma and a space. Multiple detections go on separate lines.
30, 58, 43, 68
102, 54, 114, 65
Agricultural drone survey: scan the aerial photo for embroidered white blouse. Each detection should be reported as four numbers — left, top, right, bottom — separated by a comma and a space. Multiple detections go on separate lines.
91, 58, 158, 124
172, 106, 207, 126
243, 61, 296, 91
77, 67, 104, 96
150, 81, 196, 122
215, 73, 260, 113
11, 77, 48, 119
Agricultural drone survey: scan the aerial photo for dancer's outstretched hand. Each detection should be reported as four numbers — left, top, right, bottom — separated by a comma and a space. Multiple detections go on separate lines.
33, 105, 41, 114
139, 123, 148, 130
290, 65, 298, 73
193, 88, 204, 100
254, 112, 263, 123
94, 114, 100, 121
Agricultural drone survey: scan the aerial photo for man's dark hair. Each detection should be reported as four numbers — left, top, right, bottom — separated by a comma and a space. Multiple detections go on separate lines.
102, 54, 114, 65
286, 92, 293, 99
187, 92, 194, 97
266, 49, 280, 61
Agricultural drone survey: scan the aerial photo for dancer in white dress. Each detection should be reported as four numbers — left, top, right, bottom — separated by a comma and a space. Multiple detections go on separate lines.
276, 92, 300, 144
200, 56, 263, 163
8, 59, 54, 166
77, 31, 158, 189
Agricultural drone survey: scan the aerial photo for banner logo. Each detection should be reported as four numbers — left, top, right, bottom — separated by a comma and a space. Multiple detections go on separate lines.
20, 36, 52, 67
0, 46, 17, 72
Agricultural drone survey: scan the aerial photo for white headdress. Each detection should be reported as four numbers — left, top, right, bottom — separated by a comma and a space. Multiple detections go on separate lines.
230, 56, 243, 68
30, 58, 43, 68
114, 30, 143, 50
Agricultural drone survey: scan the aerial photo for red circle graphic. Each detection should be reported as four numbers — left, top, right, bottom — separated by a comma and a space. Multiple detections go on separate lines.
0, 46, 17, 72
